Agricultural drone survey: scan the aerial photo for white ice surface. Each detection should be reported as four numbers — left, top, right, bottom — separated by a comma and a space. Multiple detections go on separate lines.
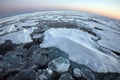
97, 30, 120, 53
76, 19, 120, 52
40, 28, 120, 73
0, 10, 120, 73
15, 20, 38, 28
33, 34, 43, 39
0, 27, 35, 44
0, 24, 17, 35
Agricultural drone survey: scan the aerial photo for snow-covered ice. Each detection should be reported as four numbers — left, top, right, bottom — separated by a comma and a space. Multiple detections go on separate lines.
33, 34, 43, 39
75, 19, 120, 53
0, 10, 120, 73
0, 24, 17, 35
41, 28, 120, 73
0, 27, 35, 44
15, 20, 38, 28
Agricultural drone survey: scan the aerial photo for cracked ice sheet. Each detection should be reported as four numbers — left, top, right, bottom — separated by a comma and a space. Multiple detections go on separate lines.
40, 28, 120, 73
15, 20, 38, 28
76, 19, 120, 53
97, 30, 120, 53
0, 27, 35, 44
0, 24, 17, 35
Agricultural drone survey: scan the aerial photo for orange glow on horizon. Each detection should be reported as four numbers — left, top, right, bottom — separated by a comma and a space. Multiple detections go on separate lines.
1, 5, 120, 20
70, 7, 120, 20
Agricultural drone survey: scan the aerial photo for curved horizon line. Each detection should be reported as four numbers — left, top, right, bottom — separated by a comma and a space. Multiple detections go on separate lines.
0, 7, 120, 20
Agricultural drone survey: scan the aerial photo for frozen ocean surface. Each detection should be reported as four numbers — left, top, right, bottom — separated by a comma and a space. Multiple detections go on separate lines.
0, 10, 120, 74
40, 28, 120, 73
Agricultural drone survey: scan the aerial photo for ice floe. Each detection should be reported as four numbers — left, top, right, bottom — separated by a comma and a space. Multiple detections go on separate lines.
40, 28, 120, 73
0, 27, 35, 44
0, 24, 17, 35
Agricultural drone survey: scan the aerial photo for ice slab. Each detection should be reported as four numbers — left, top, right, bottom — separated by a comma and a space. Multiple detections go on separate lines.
41, 28, 120, 73
0, 27, 35, 44
0, 24, 17, 35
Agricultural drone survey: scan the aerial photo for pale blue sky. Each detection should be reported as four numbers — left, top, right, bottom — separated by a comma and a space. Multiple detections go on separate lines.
0, 0, 120, 19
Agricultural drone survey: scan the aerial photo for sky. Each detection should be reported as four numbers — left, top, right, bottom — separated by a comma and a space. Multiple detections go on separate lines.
0, 0, 120, 20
